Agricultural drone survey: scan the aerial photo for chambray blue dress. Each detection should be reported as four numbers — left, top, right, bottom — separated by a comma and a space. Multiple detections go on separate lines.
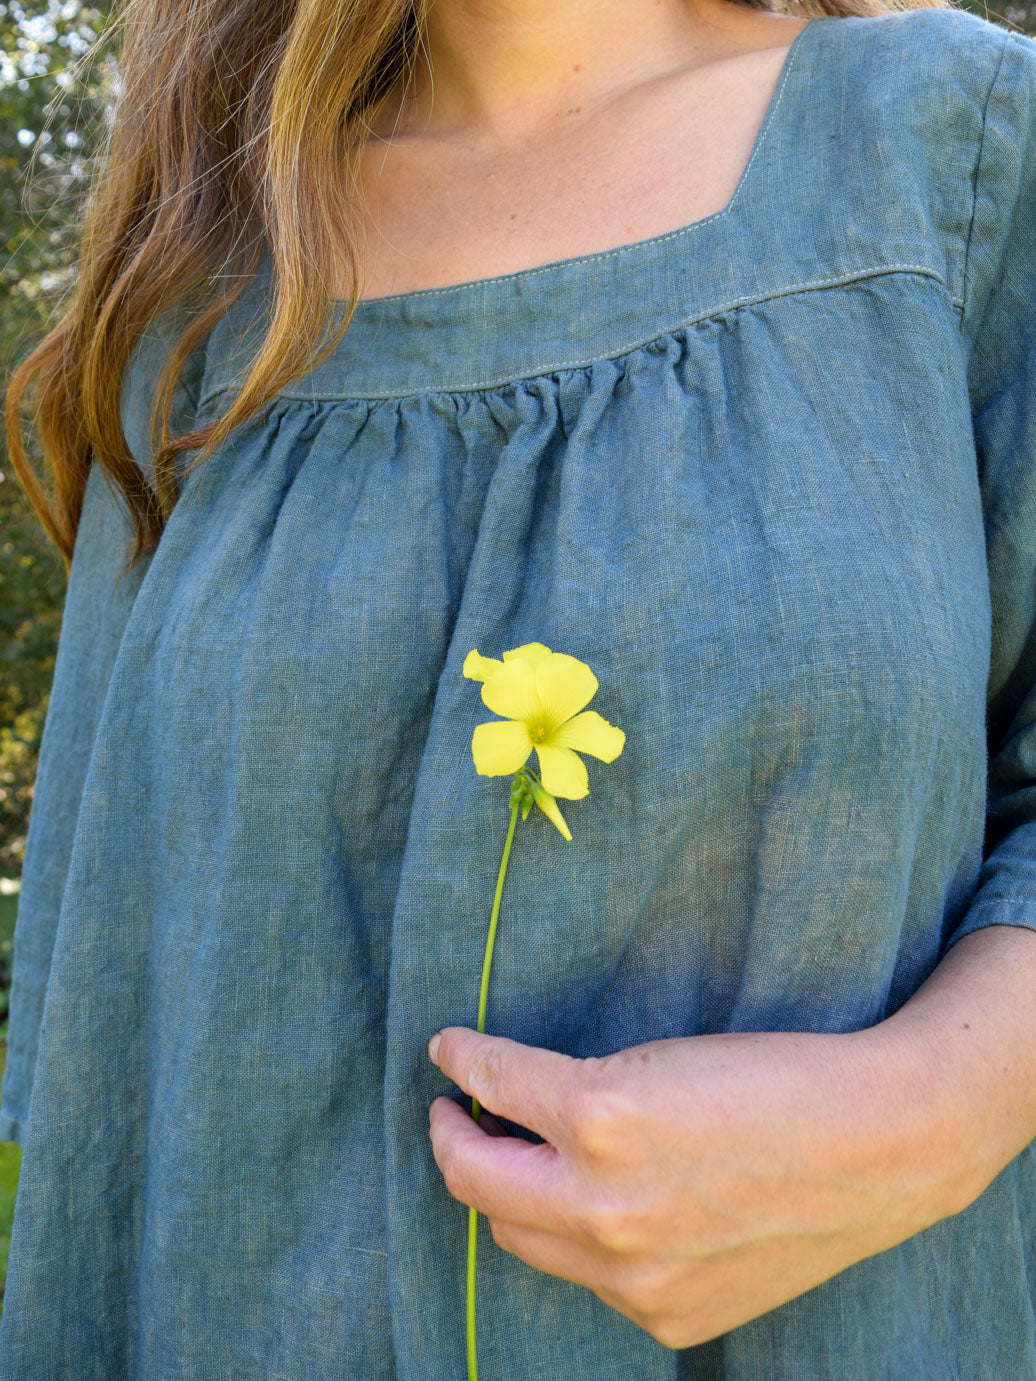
2, 8, 1035, 1377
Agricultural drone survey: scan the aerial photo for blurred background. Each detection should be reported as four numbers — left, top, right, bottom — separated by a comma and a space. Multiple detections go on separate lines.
0, 0, 1031, 1315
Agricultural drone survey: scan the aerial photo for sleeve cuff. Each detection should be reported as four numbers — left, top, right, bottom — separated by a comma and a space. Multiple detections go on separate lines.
0, 1105, 26, 1146
942, 896, 1036, 957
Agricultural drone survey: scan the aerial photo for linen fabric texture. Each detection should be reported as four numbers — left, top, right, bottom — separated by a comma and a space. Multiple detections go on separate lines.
1, 9, 1035, 1377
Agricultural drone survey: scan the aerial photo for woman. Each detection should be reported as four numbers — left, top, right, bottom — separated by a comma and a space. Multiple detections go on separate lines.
1, 0, 1034, 1374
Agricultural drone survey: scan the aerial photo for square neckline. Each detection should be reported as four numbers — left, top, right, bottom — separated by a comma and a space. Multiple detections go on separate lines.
206, 11, 870, 405
333, 14, 827, 311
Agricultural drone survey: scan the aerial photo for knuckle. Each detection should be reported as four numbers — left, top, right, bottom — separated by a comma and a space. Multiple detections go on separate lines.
622, 1261, 678, 1315
570, 1067, 637, 1160
467, 1044, 505, 1105
617, 1266, 686, 1344
579, 1195, 645, 1253
572, 1192, 610, 1245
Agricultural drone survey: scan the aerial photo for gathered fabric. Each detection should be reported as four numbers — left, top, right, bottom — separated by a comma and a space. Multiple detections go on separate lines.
1, 9, 1034, 1377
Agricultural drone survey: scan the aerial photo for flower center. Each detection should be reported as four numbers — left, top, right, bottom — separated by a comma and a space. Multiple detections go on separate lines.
529, 724, 547, 743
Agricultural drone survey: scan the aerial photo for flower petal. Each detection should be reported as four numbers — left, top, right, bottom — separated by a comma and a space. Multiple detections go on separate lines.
502, 642, 553, 668
534, 653, 598, 731
547, 709, 625, 762
535, 744, 589, 800
471, 719, 533, 776
463, 649, 505, 683
480, 658, 543, 724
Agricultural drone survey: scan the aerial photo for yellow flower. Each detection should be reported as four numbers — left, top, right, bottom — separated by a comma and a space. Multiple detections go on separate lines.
463, 642, 626, 801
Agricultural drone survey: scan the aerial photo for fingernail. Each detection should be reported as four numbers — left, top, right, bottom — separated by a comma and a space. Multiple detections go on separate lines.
427, 1032, 441, 1064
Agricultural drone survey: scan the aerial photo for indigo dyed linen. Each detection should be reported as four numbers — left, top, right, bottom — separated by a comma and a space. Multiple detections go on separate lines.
2, 8, 1035, 1377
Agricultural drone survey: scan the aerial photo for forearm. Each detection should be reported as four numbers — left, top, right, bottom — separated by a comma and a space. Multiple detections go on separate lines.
856, 922, 1036, 1224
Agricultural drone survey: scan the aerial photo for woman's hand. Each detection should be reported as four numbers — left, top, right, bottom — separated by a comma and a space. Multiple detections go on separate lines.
427, 924, 1036, 1349
427, 1025, 955, 1347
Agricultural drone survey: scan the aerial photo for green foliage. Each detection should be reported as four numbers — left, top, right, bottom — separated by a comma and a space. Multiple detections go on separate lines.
0, 885, 18, 1024
0, 491, 63, 876
0, 1134, 21, 1316
978, 2, 1036, 36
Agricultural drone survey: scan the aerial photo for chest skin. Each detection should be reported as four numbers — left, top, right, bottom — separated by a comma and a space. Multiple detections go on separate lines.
340, 16, 811, 303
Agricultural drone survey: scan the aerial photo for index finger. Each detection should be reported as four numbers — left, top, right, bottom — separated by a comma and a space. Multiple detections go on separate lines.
428, 1026, 583, 1148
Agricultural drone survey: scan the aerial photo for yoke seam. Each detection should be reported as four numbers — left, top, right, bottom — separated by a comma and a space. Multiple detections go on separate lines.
199, 263, 960, 405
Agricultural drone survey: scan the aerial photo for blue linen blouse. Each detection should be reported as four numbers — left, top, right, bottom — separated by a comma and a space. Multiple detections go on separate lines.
1, 8, 1035, 1377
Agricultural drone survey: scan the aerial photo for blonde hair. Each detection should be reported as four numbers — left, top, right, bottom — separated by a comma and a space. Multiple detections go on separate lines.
5, 0, 964, 578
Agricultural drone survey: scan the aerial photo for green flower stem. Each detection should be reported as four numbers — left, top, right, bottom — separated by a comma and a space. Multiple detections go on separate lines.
467, 777, 524, 1381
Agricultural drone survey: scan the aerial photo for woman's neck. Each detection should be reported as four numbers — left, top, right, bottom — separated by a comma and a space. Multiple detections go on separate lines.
368, 0, 805, 149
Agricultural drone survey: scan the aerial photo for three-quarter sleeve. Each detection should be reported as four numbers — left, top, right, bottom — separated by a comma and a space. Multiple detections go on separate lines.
0, 308, 209, 1144
942, 30, 1036, 954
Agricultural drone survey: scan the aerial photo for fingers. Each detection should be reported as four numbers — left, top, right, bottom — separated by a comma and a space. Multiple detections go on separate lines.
483, 1215, 604, 1291
483, 1215, 674, 1343
428, 1027, 583, 1147
477, 1109, 508, 1137
428, 1095, 583, 1236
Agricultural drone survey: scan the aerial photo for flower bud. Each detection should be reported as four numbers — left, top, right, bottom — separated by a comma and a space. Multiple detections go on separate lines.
528, 778, 573, 841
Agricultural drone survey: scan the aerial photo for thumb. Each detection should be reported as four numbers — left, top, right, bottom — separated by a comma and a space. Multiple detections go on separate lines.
428, 1027, 581, 1147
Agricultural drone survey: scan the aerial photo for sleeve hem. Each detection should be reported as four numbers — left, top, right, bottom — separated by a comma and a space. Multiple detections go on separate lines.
0, 1105, 26, 1146
942, 898, 1036, 957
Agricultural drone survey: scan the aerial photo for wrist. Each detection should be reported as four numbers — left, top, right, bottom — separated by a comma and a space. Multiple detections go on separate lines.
847, 1014, 990, 1232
